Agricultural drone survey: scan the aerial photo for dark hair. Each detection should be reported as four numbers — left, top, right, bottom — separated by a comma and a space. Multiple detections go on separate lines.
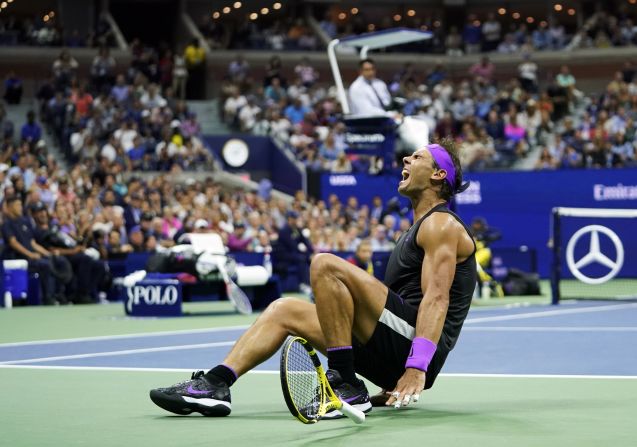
432, 137, 463, 202
358, 58, 375, 69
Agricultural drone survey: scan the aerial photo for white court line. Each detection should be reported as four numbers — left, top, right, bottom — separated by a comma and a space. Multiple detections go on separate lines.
0, 364, 636, 380
0, 325, 250, 348
0, 340, 236, 365
465, 302, 637, 324
1, 303, 634, 349
463, 326, 637, 332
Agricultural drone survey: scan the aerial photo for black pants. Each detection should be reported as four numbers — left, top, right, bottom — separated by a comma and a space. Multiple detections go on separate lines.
353, 289, 449, 391
66, 253, 106, 296
28, 258, 57, 303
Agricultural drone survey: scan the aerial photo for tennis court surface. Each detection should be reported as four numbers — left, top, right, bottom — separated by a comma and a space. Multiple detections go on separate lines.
1, 299, 636, 447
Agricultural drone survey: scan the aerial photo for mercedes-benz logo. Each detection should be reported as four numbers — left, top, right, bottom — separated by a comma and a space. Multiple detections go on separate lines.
565, 225, 624, 285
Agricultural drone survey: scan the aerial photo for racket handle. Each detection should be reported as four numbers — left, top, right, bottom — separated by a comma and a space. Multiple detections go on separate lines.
340, 401, 365, 424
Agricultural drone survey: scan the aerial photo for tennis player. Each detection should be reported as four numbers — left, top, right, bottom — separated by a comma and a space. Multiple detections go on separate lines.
149, 139, 477, 417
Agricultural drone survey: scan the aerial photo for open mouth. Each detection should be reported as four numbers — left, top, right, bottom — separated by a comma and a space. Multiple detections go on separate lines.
401, 170, 410, 181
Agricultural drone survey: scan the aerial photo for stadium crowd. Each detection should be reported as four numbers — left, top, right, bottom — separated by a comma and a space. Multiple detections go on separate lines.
32, 41, 215, 171
197, 7, 637, 54
3, 6, 637, 306
221, 52, 637, 173
0, 13, 115, 47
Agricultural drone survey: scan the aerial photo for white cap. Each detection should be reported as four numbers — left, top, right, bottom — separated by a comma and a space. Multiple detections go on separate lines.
0, 163, 8, 173
194, 219, 208, 229
170, 119, 181, 128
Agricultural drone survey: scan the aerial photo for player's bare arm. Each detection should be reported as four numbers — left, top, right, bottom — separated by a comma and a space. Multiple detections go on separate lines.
386, 213, 470, 407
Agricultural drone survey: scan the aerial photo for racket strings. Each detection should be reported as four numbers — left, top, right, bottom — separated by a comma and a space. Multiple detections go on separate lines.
227, 283, 252, 314
286, 341, 322, 420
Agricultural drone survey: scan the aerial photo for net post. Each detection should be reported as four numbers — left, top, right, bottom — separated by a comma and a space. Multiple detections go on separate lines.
550, 208, 561, 305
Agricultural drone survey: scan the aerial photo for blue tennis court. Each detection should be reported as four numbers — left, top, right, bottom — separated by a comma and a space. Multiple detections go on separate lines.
1, 300, 636, 447
2, 301, 635, 375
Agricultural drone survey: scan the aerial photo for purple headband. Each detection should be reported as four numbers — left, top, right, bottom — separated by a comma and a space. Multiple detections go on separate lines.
426, 144, 456, 191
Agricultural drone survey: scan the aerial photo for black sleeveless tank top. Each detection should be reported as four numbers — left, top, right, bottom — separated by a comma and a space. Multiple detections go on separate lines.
383, 203, 477, 351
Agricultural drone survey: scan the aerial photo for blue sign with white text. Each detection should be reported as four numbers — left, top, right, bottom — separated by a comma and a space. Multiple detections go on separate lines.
321, 169, 637, 277
125, 279, 182, 317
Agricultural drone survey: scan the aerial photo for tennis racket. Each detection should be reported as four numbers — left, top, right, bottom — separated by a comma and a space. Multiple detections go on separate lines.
280, 336, 365, 424
217, 260, 253, 315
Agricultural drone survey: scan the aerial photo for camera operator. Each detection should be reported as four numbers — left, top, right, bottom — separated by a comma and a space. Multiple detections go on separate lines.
470, 216, 502, 298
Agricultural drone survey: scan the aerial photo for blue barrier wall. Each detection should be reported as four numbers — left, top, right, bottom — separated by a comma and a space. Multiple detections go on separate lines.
204, 135, 302, 195
321, 169, 637, 277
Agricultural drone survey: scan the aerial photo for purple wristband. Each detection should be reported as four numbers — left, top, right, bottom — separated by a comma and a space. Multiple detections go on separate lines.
405, 337, 437, 372
327, 346, 352, 352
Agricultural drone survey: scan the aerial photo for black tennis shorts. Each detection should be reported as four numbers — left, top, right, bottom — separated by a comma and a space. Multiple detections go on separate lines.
353, 289, 449, 390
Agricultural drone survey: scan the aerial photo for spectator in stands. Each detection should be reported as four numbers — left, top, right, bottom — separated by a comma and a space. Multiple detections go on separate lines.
7, 153, 35, 190
535, 147, 558, 170
223, 87, 247, 126
295, 57, 319, 88
264, 55, 284, 87
0, 104, 14, 140
184, 38, 206, 99
91, 46, 116, 93
331, 152, 352, 173
71, 83, 93, 119
274, 210, 313, 292
108, 74, 128, 103
369, 224, 394, 252
518, 53, 538, 93
348, 59, 391, 117
228, 54, 250, 85
123, 192, 143, 232
127, 225, 146, 252
469, 56, 495, 85
172, 50, 188, 100
264, 76, 286, 106
107, 229, 133, 259
31, 201, 104, 304
319, 13, 337, 39
52, 49, 79, 90
3, 71, 23, 104
463, 15, 482, 54
556, 65, 576, 91
482, 13, 502, 52
284, 97, 310, 125
548, 18, 566, 49
20, 111, 42, 145
610, 133, 635, 167
532, 22, 550, 50
445, 26, 463, 56
497, 34, 518, 54
238, 96, 261, 132
140, 83, 167, 109
347, 238, 374, 276
460, 131, 493, 171
227, 221, 252, 251
2, 195, 59, 305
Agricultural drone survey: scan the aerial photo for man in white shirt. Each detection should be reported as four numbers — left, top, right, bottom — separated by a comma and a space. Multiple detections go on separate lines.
518, 54, 538, 93
348, 59, 392, 117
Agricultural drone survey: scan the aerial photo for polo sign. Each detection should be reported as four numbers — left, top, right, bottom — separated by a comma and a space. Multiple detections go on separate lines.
125, 279, 182, 316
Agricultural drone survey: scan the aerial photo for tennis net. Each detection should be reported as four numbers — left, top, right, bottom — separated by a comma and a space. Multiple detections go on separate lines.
550, 207, 637, 304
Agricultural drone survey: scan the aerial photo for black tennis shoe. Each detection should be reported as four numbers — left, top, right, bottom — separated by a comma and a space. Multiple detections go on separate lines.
323, 369, 372, 419
149, 370, 231, 416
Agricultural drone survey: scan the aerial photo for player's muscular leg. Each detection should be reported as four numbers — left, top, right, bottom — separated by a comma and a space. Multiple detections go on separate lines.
222, 298, 325, 376
310, 253, 388, 348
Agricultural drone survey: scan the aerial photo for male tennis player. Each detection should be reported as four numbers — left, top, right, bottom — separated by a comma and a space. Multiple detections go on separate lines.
149, 139, 477, 417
